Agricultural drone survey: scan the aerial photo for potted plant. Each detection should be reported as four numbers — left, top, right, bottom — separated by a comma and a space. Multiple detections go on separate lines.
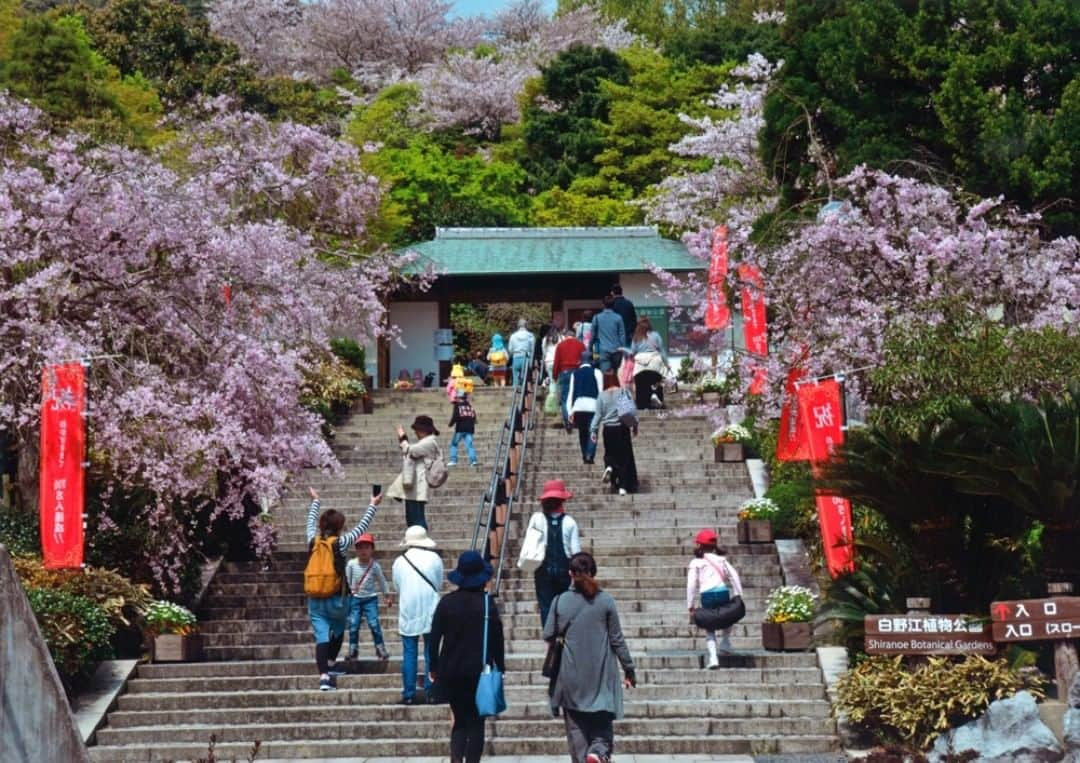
695, 375, 728, 403
737, 497, 778, 543
761, 586, 816, 651
146, 601, 202, 662
711, 423, 751, 462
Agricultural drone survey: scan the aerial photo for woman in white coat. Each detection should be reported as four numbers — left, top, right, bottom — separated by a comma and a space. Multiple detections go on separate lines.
517, 479, 581, 626
387, 415, 441, 531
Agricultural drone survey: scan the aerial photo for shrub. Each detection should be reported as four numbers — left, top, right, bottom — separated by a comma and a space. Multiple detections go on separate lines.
145, 600, 197, 635
834, 655, 1044, 749
13, 557, 151, 631
711, 423, 751, 445
763, 480, 815, 538
738, 496, 779, 521
329, 337, 366, 371
0, 505, 39, 555
764, 585, 817, 623
26, 587, 114, 684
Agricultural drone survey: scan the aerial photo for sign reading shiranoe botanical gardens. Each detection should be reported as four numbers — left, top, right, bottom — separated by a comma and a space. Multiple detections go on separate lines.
864, 615, 996, 655
39, 362, 86, 569
990, 598, 1080, 643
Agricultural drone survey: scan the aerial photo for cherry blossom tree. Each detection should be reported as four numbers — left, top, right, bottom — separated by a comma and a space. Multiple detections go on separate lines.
641, 52, 780, 234
208, 0, 303, 76
0, 94, 419, 592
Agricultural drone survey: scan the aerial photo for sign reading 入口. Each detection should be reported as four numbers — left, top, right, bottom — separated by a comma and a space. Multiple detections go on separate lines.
864, 615, 996, 655
990, 597, 1080, 643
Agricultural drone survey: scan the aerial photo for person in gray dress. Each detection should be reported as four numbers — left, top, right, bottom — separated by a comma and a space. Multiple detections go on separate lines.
543, 552, 636, 763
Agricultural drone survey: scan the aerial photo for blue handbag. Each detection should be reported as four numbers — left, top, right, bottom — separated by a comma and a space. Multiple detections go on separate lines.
475, 593, 507, 717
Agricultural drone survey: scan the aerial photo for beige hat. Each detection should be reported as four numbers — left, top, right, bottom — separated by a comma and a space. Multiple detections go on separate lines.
400, 525, 437, 549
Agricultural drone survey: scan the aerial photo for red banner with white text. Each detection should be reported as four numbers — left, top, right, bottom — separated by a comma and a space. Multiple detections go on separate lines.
704, 225, 730, 330
39, 363, 86, 569
796, 379, 855, 577
775, 368, 810, 461
738, 263, 768, 394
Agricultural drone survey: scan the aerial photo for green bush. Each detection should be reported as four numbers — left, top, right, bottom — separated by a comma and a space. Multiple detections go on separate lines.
0, 505, 38, 555
26, 587, 114, 685
834, 655, 1043, 750
13, 556, 151, 631
763, 480, 814, 539
329, 337, 366, 371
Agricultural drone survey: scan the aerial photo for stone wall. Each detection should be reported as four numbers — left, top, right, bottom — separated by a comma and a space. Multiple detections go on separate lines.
0, 544, 89, 762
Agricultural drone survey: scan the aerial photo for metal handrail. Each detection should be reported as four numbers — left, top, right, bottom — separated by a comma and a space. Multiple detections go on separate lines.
470, 342, 538, 596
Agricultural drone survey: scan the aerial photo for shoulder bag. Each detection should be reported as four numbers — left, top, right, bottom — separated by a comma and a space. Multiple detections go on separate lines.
541, 593, 582, 680
615, 389, 638, 430
475, 593, 507, 717
425, 443, 448, 488
516, 513, 546, 572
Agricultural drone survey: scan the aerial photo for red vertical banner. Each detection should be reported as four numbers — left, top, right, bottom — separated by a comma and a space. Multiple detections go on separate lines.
704, 225, 730, 330
738, 263, 768, 394
39, 363, 86, 569
775, 368, 810, 461
796, 379, 855, 577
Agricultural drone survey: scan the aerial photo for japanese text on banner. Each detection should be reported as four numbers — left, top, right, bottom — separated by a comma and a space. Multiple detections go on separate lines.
39, 362, 86, 569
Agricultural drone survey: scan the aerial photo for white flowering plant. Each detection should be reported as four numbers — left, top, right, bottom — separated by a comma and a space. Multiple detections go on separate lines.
145, 601, 198, 636
764, 586, 817, 624
738, 497, 780, 521
711, 423, 752, 445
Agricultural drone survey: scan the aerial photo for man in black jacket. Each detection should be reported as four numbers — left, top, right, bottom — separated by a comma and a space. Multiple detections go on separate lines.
611, 284, 637, 346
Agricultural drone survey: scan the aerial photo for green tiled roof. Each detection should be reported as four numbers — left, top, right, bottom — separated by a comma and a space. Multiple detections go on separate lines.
402, 227, 703, 276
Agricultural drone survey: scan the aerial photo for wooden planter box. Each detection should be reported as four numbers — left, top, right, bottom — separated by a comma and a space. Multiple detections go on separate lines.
151, 633, 203, 662
700, 391, 722, 404
737, 519, 774, 544
761, 622, 812, 652
714, 443, 745, 462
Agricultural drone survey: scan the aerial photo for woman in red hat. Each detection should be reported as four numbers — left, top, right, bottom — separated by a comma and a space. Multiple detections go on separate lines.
686, 528, 744, 668
517, 479, 582, 626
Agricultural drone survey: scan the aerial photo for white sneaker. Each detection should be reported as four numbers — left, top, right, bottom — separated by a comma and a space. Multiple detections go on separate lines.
601, 466, 613, 484
446, 462, 457, 467
650, 393, 664, 408
618, 488, 627, 496
706, 641, 720, 669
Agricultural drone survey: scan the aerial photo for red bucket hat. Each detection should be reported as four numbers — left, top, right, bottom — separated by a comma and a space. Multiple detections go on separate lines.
695, 528, 718, 545
538, 479, 574, 502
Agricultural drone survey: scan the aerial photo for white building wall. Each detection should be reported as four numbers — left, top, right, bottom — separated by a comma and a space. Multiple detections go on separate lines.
388, 301, 439, 384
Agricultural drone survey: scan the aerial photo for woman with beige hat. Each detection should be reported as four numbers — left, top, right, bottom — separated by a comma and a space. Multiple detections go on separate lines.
392, 525, 444, 705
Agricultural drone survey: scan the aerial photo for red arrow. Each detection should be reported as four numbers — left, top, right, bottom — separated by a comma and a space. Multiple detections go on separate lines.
992, 603, 1011, 621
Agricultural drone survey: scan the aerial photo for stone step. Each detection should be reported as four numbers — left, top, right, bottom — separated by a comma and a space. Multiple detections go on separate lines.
89, 733, 841, 762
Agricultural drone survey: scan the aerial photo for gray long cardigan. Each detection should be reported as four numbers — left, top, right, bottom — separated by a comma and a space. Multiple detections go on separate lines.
543, 588, 635, 717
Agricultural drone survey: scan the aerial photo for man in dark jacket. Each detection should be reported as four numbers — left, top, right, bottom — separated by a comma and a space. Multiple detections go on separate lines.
611, 284, 637, 346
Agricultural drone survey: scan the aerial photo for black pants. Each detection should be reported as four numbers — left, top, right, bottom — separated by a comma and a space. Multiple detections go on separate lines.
574, 414, 596, 462
602, 425, 639, 493
448, 677, 485, 763
634, 370, 664, 409
564, 708, 615, 763
405, 499, 427, 530
535, 566, 571, 627
315, 633, 344, 674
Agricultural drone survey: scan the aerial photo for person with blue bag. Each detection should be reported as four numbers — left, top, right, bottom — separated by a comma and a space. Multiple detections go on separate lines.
428, 551, 505, 763
686, 528, 745, 669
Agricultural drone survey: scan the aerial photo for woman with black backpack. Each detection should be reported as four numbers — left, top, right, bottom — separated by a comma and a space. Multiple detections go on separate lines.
304, 486, 382, 692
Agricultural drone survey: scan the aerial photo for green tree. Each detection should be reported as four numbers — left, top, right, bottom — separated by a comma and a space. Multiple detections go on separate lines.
521, 44, 630, 192
530, 185, 642, 226
763, 0, 1080, 234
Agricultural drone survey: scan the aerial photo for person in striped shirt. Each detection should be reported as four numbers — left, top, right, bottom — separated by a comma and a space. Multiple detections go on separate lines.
305, 486, 381, 691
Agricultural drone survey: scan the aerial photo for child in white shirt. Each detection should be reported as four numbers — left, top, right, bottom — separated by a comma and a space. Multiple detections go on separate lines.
346, 534, 393, 660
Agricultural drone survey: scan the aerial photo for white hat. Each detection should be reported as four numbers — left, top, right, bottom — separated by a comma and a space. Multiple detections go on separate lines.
400, 525, 437, 548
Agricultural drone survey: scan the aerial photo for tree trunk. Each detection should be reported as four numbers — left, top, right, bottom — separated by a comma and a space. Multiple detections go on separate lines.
16, 434, 38, 517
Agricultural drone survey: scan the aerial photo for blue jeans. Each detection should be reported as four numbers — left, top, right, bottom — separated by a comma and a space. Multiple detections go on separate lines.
512, 354, 528, 385
307, 596, 348, 643
535, 567, 571, 628
348, 595, 384, 647
558, 371, 573, 426
401, 633, 433, 700
448, 431, 476, 464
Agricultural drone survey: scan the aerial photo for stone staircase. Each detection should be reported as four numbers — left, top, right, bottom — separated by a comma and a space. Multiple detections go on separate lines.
87, 386, 841, 760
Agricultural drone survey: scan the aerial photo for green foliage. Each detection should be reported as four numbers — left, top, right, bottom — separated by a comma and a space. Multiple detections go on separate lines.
450, 302, 551, 359
530, 186, 641, 226
145, 599, 197, 635
763, 0, 1080, 234
868, 308, 1080, 433
1, 13, 118, 119
522, 44, 630, 191
13, 556, 152, 631
834, 656, 1043, 749
329, 338, 366, 371
301, 354, 367, 424
558, 0, 754, 44
26, 587, 114, 684
0, 505, 39, 555
762, 480, 815, 539
665, 9, 786, 66
0, 0, 23, 54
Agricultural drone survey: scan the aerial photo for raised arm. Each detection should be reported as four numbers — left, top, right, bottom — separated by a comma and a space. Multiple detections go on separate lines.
305, 486, 320, 543
336, 493, 383, 552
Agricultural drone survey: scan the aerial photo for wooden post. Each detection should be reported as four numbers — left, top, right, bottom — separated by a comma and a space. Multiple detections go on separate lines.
1050, 582, 1078, 699
906, 597, 931, 616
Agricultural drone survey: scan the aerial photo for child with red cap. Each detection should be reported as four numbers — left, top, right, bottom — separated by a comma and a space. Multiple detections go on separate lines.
686, 528, 744, 668
346, 533, 394, 660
